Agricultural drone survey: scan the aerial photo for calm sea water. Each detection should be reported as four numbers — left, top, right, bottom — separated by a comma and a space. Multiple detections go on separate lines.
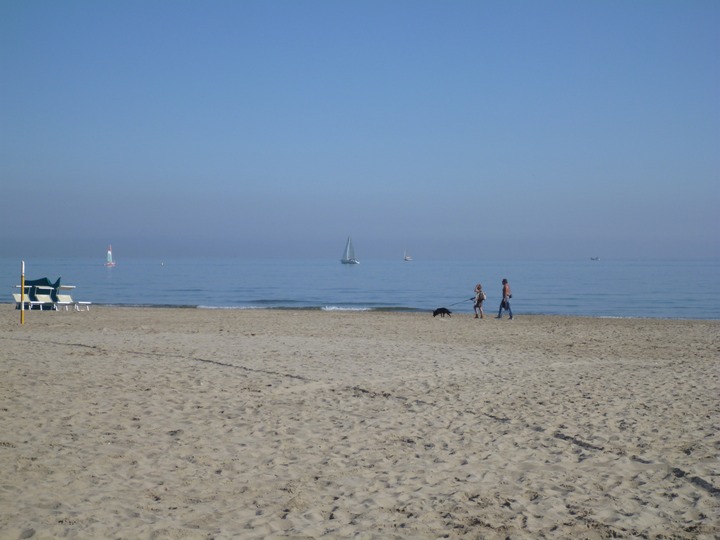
2, 258, 718, 320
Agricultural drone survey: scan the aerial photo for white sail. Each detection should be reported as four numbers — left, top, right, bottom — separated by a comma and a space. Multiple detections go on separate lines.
105, 245, 116, 267
341, 236, 359, 264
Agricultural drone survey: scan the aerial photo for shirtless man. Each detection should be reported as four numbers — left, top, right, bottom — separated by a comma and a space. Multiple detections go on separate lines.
496, 278, 513, 320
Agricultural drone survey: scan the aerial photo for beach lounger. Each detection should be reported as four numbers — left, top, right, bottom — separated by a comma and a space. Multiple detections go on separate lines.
75, 300, 92, 311
56, 286, 91, 311
34, 286, 57, 310
12, 293, 36, 310
55, 285, 90, 311
13, 286, 45, 310
55, 293, 76, 311
55, 285, 76, 311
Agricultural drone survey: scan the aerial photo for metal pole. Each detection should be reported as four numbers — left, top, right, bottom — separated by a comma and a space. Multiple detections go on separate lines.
20, 260, 25, 325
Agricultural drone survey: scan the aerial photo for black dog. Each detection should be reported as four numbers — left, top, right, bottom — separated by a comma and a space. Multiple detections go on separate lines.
433, 307, 451, 318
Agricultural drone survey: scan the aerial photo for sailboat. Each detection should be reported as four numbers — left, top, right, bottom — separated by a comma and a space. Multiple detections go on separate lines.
404, 249, 413, 261
341, 236, 359, 264
105, 244, 116, 267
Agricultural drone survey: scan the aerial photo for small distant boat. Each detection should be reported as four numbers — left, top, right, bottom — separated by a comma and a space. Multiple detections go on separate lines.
590, 257, 600, 261
105, 245, 117, 267
341, 236, 359, 264
404, 249, 413, 261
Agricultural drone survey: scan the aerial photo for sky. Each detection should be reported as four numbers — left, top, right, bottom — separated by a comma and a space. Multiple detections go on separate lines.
1, 0, 718, 261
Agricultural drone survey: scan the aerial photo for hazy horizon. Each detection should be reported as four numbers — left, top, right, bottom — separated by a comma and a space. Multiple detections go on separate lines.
2, 238, 718, 263
2, 1, 718, 262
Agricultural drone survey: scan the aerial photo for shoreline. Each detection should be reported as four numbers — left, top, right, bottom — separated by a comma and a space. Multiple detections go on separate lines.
1, 305, 718, 538
8, 302, 720, 322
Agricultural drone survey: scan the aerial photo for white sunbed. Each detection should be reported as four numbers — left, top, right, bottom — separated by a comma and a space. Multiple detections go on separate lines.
75, 300, 92, 311
57, 286, 91, 311
34, 286, 57, 310
12, 292, 36, 310
55, 285, 76, 311
14, 286, 45, 310
55, 293, 75, 311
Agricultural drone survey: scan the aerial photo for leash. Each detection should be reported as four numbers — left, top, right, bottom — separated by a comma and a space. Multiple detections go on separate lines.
447, 297, 474, 307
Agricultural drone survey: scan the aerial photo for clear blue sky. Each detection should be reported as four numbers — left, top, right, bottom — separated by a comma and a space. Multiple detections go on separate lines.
2, 1, 718, 260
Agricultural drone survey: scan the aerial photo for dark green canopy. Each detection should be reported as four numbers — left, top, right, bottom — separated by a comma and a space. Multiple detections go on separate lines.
23, 277, 61, 301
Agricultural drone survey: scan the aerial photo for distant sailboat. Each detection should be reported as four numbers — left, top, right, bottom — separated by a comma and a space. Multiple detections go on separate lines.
105, 245, 116, 267
341, 236, 359, 264
404, 249, 413, 261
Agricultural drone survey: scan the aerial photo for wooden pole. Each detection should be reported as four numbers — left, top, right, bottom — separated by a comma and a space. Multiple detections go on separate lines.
20, 260, 25, 325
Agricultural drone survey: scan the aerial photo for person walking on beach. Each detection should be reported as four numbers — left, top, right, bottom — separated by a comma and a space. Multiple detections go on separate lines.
496, 278, 513, 320
473, 283, 486, 319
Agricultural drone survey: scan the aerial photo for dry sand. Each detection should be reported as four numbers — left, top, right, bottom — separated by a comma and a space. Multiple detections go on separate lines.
0, 305, 718, 539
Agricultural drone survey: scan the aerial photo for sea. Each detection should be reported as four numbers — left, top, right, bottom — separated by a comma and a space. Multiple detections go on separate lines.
2, 258, 719, 320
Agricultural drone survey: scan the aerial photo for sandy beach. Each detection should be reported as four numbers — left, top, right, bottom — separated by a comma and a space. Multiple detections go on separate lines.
1, 305, 718, 539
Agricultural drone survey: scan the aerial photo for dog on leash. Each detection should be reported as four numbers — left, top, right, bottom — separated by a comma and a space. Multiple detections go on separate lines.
433, 307, 451, 317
